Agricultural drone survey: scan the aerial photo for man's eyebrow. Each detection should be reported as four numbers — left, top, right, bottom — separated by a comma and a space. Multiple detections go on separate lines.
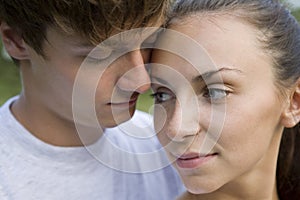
192, 67, 243, 82
70, 46, 95, 54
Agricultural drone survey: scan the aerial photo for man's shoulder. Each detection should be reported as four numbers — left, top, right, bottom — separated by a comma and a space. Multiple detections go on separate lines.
130, 110, 153, 126
0, 96, 29, 155
0, 96, 18, 133
0, 96, 18, 118
106, 110, 155, 140
101, 110, 168, 172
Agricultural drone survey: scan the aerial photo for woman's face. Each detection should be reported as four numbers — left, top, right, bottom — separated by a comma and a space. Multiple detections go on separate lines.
151, 15, 287, 194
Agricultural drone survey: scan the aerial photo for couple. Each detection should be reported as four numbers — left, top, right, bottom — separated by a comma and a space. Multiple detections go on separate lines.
1, 0, 300, 199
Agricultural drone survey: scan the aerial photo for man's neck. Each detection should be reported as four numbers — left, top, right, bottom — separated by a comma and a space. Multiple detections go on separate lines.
11, 94, 103, 147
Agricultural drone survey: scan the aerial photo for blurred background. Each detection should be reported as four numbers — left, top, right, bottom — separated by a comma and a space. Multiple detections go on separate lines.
0, 2, 300, 112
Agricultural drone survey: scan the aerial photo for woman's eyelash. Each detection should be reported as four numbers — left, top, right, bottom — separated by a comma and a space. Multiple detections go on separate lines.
150, 85, 231, 104
150, 92, 174, 103
203, 87, 230, 100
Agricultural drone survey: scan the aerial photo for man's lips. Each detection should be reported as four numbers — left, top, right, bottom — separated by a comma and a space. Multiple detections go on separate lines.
108, 97, 138, 108
176, 152, 218, 169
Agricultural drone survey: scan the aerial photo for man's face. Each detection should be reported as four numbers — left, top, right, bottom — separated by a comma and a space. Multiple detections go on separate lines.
22, 26, 157, 128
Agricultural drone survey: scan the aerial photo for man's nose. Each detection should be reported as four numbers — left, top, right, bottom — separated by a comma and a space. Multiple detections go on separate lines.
116, 50, 151, 94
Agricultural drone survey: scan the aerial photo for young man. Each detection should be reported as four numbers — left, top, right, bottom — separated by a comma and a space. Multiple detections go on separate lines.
0, 1, 183, 199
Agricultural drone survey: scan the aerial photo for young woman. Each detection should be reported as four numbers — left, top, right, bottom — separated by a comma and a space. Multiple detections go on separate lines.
151, 0, 300, 199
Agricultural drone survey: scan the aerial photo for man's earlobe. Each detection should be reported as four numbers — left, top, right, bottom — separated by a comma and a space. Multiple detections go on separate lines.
0, 22, 29, 60
281, 80, 300, 128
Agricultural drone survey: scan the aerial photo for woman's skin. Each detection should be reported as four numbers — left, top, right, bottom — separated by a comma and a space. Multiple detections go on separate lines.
151, 14, 300, 200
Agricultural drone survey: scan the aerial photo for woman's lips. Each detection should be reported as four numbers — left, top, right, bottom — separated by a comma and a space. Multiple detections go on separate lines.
176, 153, 217, 169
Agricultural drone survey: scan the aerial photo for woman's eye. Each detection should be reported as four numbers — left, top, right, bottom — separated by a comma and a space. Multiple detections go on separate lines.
203, 88, 228, 101
151, 92, 174, 103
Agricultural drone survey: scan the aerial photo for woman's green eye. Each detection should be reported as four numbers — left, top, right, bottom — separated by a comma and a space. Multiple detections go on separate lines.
151, 92, 174, 103
203, 88, 228, 100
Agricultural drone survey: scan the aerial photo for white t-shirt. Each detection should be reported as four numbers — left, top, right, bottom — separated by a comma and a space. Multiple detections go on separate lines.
0, 97, 184, 200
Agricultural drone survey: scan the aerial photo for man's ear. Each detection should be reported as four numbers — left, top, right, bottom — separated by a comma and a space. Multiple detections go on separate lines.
281, 79, 300, 128
0, 22, 29, 60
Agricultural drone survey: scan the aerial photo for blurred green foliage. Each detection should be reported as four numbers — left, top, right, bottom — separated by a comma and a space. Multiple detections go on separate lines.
1, 8, 300, 112
293, 9, 300, 20
0, 44, 21, 105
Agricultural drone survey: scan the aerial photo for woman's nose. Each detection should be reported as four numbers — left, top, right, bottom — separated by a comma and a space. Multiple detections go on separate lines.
160, 98, 201, 142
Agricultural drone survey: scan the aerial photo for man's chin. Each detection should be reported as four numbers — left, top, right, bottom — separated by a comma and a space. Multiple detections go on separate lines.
99, 107, 136, 128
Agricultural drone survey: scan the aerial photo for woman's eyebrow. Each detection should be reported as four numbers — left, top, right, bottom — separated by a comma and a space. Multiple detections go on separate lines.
192, 67, 244, 83
150, 67, 243, 87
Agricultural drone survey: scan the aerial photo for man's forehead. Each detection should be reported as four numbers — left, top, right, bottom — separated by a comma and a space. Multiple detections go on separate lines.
48, 26, 161, 51
100, 28, 161, 48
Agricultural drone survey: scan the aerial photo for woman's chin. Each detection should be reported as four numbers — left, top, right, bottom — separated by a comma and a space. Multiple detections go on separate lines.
184, 181, 220, 195
186, 187, 210, 195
